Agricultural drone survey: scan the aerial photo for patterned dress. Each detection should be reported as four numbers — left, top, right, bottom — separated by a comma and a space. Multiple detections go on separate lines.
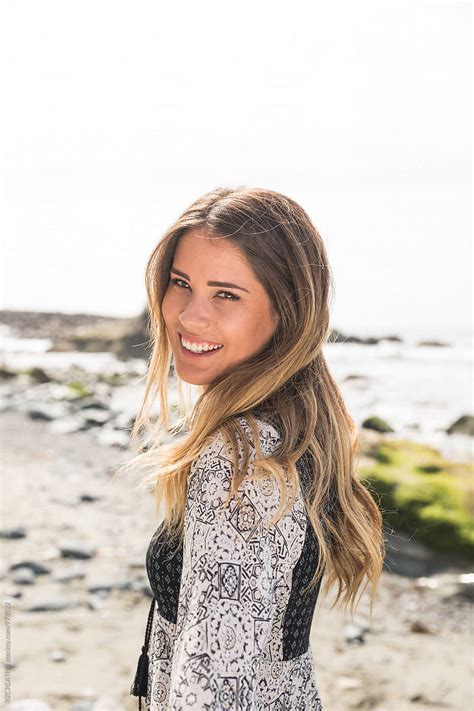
131, 414, 325, 710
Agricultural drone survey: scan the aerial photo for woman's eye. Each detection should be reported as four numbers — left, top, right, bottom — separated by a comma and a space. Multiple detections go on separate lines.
169, 278, 240, 301
219, 291, 240, 301
170, 277, 189, 289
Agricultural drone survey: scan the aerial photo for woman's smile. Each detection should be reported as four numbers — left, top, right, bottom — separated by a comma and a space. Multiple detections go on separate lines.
178, 331, 224, 360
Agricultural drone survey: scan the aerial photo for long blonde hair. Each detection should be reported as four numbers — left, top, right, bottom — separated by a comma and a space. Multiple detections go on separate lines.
118, 186, 385, 620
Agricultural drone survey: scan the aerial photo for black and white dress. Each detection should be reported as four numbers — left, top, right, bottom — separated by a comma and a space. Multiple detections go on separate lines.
131, 414, 325, 710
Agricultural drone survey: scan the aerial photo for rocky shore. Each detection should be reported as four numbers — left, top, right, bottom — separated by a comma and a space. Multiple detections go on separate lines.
1, 405, 472, 711
0, 310, 472, 710
0, 308, 453, 362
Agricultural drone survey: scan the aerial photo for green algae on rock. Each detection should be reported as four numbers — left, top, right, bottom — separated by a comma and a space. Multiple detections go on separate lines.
359, 438, 474, 560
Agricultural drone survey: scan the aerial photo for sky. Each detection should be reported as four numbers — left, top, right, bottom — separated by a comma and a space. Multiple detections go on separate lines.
0, 0, 471, 336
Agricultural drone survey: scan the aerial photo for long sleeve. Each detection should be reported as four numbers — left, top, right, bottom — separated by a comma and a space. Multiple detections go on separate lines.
167, 425, 282, 710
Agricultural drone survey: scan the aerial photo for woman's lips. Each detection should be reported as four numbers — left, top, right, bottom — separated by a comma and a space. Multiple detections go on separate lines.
178, 334, 224, 359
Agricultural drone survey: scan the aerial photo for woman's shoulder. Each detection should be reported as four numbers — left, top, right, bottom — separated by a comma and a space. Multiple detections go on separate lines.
236, 410, 283, 452
187, 412, 301, 525
186, 412, 307, 571
191, 410, 282, 470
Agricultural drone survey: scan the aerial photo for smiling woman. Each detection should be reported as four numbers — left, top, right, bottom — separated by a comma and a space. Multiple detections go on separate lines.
120, 185, 385, 711
161, 229, 280, 390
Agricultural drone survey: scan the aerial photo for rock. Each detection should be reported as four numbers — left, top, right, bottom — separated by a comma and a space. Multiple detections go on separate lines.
25, 367, 52, 383
344, 623, 366, 644
410, 620, 436, 633
52, 563, 86, 583
65, 381, 94, 400
127, 578, 153, 596
380, 335, 403, 343
127, 556, 146, 569
0, 526, 27, 539
79, 493, 101, 503
12, 567, 36, 585
95, 427, 130, 448
417, 340, 449, 347
27, 402, 69, 421
3, 587, 23, 599
9, 560, 51, 576
58, 540, 96, 560
81, 408, 111, 426
49, 649, 67, 662
79, 398, 111, 411
353, 614, 371, 633
329, 329, 383, 345
26, 596, 75, 612
446, 414, 474, 437
86, 578, 116, 594
115, 577, 136, 591
88, 594, 107, 611
49, 415, 87, 434
0, 366, 17, 380
113, 411, 136, 429
362, 416, 394, 433
343, 373, 369, 382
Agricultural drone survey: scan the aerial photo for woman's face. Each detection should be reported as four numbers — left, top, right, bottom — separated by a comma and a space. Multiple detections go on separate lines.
162, 229, 279, 390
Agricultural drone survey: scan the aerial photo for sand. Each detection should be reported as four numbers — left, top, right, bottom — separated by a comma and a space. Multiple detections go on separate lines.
1, 410, 472, 710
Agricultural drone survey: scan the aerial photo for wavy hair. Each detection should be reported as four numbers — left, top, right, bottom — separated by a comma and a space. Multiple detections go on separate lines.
117, 186, 385, 620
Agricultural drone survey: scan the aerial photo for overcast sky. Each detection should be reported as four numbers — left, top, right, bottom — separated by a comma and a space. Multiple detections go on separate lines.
0, 0, 471, 335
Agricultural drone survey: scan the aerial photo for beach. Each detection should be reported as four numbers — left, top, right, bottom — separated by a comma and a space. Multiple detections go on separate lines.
1, 314, 472, 710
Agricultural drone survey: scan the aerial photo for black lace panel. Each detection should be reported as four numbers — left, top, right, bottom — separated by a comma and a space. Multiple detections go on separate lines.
145, 521, 183, 624
281, 512, 322, 660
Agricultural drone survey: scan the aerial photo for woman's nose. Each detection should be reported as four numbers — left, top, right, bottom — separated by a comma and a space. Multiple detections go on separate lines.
178, 300, 211, 330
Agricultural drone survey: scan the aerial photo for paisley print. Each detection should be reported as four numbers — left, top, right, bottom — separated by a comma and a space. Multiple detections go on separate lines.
135, 415, 325, 710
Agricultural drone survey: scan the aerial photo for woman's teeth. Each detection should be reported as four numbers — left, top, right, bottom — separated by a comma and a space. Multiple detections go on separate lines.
180, 336, 223, 353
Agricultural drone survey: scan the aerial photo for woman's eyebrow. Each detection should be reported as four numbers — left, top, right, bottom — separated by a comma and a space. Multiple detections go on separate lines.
170, 267, 250, 293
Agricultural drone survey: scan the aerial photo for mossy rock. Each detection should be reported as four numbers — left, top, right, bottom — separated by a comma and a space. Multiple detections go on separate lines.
362, 416, 394, 433
0, 367, 17, 380
67, 381, 94, 399
359, 438, 474, 560
24, 366, 52, 383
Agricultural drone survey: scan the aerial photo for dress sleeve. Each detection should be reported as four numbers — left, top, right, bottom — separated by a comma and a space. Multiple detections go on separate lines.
167, 424, 282, 710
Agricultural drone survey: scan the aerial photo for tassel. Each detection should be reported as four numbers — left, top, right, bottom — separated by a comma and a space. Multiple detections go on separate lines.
130, 642, 150, 696
130, 597, 156, 707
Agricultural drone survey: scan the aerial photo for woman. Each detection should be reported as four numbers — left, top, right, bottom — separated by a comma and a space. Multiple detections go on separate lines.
124, 186, 385, 710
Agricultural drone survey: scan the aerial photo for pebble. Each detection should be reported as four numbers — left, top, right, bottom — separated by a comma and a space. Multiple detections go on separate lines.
52, 563, 86, 583
0, 526, 27, 539
12, 567, 36, 585
58, 540, 96, 560
10, 560, 51, 576
26, 596, 75, 612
